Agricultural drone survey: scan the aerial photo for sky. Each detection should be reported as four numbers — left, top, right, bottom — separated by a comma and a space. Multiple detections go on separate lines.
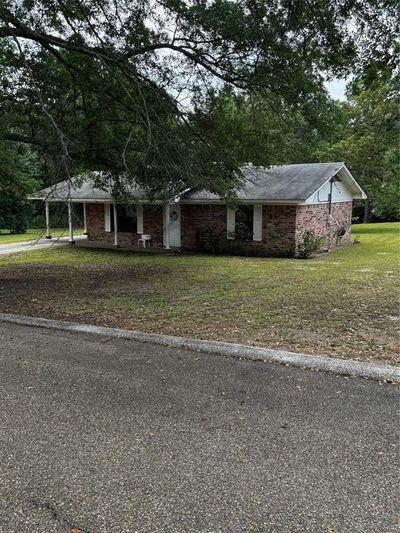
325, 78, 349, 101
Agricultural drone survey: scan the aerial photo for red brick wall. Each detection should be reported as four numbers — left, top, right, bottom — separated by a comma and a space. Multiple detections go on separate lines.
295, 202, 353, 253
86, 204, 106, 241
86, 203, 163, 247
260, 205, 297, 256
181, 204, 297, 257
86, 201, 353, 256
143, 205, 163, 247
181, 204, 227, 249
181, 202, 352, 257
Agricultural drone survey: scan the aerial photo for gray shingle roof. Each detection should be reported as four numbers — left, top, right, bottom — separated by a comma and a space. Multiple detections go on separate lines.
184, 162, 347, 201
32, 162, 365, 203
31, 172, 151, 201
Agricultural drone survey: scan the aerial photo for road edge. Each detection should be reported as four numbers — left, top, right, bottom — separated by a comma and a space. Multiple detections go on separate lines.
1, 313, 399, 383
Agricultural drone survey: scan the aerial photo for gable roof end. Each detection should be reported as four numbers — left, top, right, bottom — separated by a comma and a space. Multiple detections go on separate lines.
303, 162, 366, 202
337, 164, 367, 199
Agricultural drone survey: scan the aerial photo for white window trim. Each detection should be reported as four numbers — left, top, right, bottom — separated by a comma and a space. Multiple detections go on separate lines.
227, 208, 235, 239
253, 205, 263, 241
104, 203, 111, 232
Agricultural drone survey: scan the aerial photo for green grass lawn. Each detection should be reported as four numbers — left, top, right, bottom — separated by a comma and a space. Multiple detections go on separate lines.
0, 227, 83, 244
0, 222, 399, 364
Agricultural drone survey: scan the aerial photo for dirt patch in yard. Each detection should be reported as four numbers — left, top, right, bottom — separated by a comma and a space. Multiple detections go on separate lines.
0, 247, 399, 366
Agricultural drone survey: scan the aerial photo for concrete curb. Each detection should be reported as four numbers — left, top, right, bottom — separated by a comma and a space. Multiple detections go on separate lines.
1, 313, 399, 383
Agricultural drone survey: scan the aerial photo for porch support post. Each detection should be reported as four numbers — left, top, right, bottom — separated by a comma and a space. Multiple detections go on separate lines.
68, 200, 75, 244
83, 202, 87, 235
113, 202, 119, 247
164, 203, 170, 250
45, 201, 51, 239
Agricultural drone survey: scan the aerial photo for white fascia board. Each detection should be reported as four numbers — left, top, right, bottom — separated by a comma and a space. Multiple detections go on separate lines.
38, 198, 148, 203
337, 165, 367, 199
39, 197, 302, 205
34, 197, 113, 203
179, 199, 300, 205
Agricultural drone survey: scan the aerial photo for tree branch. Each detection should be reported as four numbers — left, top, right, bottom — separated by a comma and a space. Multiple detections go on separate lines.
0, 8, 250, 89
2, 132, 48, 147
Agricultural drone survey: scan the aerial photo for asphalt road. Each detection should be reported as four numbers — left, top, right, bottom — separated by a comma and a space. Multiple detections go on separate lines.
0, 322, 398, 532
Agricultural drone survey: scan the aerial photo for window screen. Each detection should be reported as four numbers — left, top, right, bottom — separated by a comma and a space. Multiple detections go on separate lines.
235, 205, 253, 240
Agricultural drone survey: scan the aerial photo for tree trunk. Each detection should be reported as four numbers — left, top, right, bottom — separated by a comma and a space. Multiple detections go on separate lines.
363, 199, 369, 224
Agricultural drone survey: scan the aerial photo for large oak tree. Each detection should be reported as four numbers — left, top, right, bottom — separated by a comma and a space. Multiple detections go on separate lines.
0, 0, 398, 198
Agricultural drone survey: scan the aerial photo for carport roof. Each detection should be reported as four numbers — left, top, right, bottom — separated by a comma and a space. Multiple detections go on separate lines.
31, 162, 366, 203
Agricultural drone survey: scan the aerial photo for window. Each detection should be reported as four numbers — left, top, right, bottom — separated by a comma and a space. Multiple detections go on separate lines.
111, 205, 137, 233
235, 205, 253, 240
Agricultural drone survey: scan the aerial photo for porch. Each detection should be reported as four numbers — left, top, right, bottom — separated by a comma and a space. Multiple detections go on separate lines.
73, 237, 179, 254
44, 200, 182, 251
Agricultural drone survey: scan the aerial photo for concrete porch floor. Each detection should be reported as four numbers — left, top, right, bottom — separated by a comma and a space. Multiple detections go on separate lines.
74, 237, 178, 254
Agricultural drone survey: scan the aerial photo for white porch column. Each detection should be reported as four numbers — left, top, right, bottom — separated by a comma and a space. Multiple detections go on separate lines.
113, 203, 119, 247
68, 201, 75, 244
45, 201, 51, 239
164, 203, 170, 250
83, 202, 87, 234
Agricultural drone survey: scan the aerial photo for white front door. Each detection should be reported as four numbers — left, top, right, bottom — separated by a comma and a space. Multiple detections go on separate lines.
164, 204, 181, 247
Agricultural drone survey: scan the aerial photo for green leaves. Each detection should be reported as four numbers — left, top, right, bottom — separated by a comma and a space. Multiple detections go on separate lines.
193, 85, 337, 166
0, 0, 397, 198
317, 76, 399, 221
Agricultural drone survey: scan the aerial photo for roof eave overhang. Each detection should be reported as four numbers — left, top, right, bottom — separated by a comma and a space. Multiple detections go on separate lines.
180, 198, 300, 204
33, 196, 302, 205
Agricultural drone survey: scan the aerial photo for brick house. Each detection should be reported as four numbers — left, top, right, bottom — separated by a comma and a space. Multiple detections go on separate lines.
33, 162, 366, 257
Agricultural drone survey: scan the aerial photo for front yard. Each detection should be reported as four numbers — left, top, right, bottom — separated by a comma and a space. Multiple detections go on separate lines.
0, 222, 398, 365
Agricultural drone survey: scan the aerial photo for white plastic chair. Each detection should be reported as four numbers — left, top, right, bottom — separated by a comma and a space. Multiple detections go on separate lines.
138, 234, 151, 248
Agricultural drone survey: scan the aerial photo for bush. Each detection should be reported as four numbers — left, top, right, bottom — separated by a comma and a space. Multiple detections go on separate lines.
225, 222, 254, 256
335, 219, 350, 243
196, 225, 220, 253
297, 230, 326, 259
234, 222, 253, 241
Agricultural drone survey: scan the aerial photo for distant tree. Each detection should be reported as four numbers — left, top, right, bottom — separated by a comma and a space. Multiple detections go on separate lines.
192, 85, 342, 166
0, 136, 40, 233
317, 74, 399, 222
0, 136, 40, 195
0, 191, 31, 233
